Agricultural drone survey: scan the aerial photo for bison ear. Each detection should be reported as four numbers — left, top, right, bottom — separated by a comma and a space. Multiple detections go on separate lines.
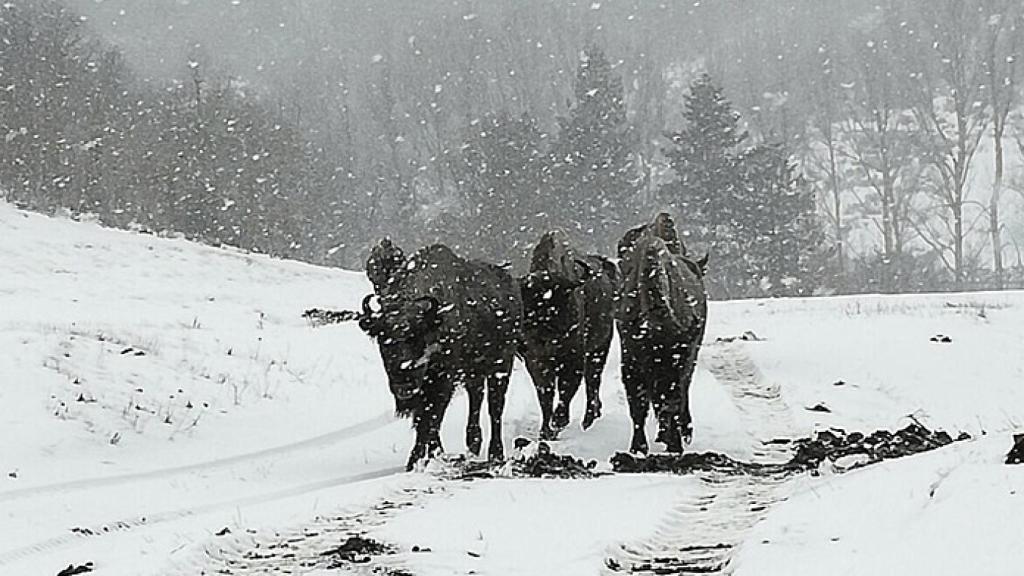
697, 252, 710, 276
358, 315, 381, 336
573, 258, 595, 286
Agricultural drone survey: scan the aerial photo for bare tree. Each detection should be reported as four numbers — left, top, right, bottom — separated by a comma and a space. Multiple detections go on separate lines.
805, 41, 847, 285
836, 8, 922, 292
905, 0, 991, 289
983, 0, 1023, 289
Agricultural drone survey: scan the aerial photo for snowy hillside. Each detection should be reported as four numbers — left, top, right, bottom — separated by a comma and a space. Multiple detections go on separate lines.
2, 202, 1023, 576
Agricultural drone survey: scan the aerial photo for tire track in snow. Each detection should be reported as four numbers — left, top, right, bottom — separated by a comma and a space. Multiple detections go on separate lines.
604, 341, 801, 575
167, 478, 457, 576
0, 465, 405, 567
0, 410, 395, 503
0, 410, 399, 568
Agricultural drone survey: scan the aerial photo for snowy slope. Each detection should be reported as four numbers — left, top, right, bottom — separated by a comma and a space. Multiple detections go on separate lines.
0, 202, 410, 574
732, 436, 1024, 576
711, 293, 1024, 437
2, 201, 1024, 576
712, 295, 1024, 576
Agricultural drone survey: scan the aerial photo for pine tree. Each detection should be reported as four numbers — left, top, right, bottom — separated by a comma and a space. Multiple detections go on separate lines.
737, 144, 825, 296
450, 111, 547, 265
661, 74, 825, 298
548, 45, 638, 253
661, 73, 747, 234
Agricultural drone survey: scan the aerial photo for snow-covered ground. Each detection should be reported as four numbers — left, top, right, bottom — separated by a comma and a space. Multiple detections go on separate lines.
2, 201, 1022, 575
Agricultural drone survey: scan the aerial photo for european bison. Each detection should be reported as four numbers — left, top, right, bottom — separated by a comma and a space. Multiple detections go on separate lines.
358, 243, 522, 470
519, 230, 618, 440
617, 214, 709, 454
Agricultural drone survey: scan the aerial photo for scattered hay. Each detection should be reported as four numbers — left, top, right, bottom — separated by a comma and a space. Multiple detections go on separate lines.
610, 451, 780, 476
321, 535, 392, 567
787, 422, 967, 472
455, 440, 601, 480
302, 308, 360, 327
612, 422, 968, 476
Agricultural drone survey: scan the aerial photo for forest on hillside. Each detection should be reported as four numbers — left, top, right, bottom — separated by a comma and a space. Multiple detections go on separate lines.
2, 0, 1023, 298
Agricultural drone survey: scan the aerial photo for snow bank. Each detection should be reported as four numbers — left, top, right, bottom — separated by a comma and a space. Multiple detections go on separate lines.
732, 436, 1024, 576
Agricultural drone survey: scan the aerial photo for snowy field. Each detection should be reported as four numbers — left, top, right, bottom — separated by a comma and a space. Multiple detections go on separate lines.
1, 201, 1022, 576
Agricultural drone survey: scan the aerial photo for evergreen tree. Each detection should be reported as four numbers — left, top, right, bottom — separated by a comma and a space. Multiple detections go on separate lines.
736, 144, 825, 296
661, 73, 747, 234
450, 111, 547, 265
0, 0, 130, 215
549, 45, 638, 253
661, 74, 825, 298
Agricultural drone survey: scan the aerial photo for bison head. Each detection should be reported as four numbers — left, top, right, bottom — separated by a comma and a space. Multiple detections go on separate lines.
359, 293, 444, 415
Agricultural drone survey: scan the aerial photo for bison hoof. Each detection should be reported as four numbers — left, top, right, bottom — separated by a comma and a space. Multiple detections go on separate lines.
487, 445, 504, 464
582, 406, 602, 430
663, 435, 684, 453
629, 437, 649, 455
539, 426, 559, 441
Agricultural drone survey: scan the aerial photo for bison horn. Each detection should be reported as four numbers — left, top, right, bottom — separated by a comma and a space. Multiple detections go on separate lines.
573, 258, 596, 285
697, 252, 710, 276
362, 294, 381, 315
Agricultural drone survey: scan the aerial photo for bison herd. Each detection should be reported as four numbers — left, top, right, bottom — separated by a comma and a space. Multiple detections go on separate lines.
353, 213, 709, 470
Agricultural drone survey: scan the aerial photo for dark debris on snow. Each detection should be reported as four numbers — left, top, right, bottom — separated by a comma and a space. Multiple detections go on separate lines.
612, 422, 968, 476
56, 563, 94, 576
321, 535, 393, 568
1007, 433, 1024, 465
611, 450, 782, 477
456, 440, 601, 480
786, 422, 967, 472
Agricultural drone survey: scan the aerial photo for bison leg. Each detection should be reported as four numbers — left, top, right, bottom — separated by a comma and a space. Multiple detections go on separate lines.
465, 377, 484, 457
408, 410, 431, 471
486, 368, 511, 462
581, 346, 610, 430
406, 385, 453, 471
622, 353, 649, 454
426, 386, 452, 457
526, 356, 557, 440
552, 357, 583, 431
648, 357, 687, 453
677, 330, 705, 446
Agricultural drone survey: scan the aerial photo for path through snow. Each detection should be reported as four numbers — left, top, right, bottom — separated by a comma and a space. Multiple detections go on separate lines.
604, 341, 801, 575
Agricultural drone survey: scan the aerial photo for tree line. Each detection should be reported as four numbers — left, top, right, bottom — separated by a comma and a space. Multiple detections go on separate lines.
2, 0, 1023, 298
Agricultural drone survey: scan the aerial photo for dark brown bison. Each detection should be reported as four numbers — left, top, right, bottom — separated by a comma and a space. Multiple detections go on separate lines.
519, 230, 618, 440
358, 244, 522, 470
617, 214, 709, 454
